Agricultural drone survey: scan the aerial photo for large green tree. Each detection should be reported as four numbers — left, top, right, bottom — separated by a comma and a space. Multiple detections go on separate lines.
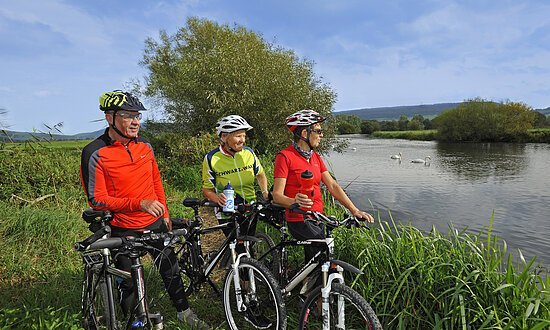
140, 17, 336, 154
434, 98, 536, 142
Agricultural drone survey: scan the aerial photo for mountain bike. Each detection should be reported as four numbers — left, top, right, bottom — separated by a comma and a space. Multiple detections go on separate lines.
172, 198, 287, 330
75, 209, 187, 329
243, 201, 383, 329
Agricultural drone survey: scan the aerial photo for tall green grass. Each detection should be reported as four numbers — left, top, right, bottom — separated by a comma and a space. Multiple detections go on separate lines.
334, 212, 550, 329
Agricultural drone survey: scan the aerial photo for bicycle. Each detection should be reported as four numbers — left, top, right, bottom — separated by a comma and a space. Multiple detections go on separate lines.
75, 208, 188, 329
172, 198, 287, 329
243, 201, 383, 329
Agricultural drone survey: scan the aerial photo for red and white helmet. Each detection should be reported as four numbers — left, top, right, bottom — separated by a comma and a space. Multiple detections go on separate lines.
216, 115, 253, 136
285, 110, 326, 132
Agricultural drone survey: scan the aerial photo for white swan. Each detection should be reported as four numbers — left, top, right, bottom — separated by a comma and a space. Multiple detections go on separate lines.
411, 156, 431, 164
351, 147, 357, 151
390, 152, 402, 159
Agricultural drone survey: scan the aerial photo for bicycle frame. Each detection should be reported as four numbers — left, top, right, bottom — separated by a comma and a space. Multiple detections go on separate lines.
174, 200, 261, 312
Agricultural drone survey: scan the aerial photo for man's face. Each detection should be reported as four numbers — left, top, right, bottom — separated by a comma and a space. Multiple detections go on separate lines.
303, 123, 323, 148
107, 110, 141, 138
222, 130, 247, 152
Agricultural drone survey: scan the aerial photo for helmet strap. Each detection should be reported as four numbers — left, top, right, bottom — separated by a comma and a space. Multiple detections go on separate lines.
109, 111, 135, 141
294, 126, 313, 150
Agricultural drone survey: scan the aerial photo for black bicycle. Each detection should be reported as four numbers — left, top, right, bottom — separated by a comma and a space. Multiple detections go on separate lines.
75, 209, 187, 329
243, 201, 383, 329
172, 198, 287, 330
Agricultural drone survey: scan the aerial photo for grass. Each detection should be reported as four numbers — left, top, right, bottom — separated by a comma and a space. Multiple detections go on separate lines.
371, 128, 550, 143
372, 129, 438, 140
1, 140, 549, 329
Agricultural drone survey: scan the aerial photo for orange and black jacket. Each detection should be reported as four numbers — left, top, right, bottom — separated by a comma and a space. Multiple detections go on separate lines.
80, 129, 169, 229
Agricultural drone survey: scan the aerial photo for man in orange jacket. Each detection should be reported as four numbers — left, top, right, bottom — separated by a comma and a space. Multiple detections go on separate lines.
80, 90, 209, 329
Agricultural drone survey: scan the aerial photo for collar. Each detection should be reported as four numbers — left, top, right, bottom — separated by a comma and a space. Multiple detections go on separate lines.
292, 141, 313, 160
219, 145, 235, 157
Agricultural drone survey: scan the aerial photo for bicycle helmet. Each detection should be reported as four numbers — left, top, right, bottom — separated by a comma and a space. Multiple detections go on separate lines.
99, 90, 146, 112
216, 115, 253, 136
99, 90, 146, 139
285, 110, 325, 132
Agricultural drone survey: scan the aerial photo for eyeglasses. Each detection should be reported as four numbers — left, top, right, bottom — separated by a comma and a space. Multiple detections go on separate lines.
117, 112, 142, 121
311, 128, 323, 134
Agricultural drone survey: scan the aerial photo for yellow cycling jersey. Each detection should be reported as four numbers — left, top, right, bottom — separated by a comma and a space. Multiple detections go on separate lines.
202, 146, 263, 203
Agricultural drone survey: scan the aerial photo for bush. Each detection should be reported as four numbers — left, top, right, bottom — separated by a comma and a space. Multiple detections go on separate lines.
434, 98, 536, 142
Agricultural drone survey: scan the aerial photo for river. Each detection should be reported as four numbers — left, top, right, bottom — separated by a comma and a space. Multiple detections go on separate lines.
324, 136, 550, 267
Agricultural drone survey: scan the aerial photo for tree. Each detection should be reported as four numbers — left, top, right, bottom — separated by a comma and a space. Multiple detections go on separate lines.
434, 98, 536, 142
532, 111, 548, 128
361, 120, 381, 134
140, 17, 336, 154
398, 115, 409, 131
333, 115, 362, 134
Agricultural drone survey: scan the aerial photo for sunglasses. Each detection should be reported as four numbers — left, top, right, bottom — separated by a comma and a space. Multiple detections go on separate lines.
117, 112, 142, 120
310, 128, 323, 134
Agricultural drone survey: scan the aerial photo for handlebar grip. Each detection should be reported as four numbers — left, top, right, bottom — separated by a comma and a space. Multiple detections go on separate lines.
289, 203, 310, 215
201, 199, 218, 208
88, 237, 124, 250
171, 228, 188, 237
74, 226, 112, 251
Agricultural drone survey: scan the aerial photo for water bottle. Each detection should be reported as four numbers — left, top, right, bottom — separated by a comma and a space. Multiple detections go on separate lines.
223, 181, 235, 213
300, 170, 314, 197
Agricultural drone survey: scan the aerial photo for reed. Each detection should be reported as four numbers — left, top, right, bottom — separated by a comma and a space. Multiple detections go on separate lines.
333, 211, 550, 329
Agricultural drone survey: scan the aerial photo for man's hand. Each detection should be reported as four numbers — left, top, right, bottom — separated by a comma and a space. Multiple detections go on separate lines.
140, 199, 165, 219
352, 209, 375, 223
163, 217, 172, 231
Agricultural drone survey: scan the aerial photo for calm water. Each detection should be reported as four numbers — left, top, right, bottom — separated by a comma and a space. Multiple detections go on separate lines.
325, 136, 550, 267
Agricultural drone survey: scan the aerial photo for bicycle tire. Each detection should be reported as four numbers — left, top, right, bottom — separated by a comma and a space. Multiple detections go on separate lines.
298, 283, 382, 330
250, 232, 280, 278
81, 265, 116, 330
222, 257, 287, 329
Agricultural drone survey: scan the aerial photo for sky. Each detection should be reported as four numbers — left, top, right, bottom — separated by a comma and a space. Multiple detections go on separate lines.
1, 0, 549, 135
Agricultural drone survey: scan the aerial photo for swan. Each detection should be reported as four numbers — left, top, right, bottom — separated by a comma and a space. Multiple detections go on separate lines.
411, 156, 431, 164
351, 147, 357, 151
390, 152, 402, 159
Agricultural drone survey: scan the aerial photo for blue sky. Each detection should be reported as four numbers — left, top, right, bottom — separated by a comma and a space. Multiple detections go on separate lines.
1, 0, 549, 134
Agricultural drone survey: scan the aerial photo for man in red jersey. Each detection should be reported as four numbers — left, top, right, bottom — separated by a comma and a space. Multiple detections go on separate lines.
80, 90, 209, 329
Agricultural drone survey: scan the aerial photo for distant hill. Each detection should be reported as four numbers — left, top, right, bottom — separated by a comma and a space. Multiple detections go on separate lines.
0, 128, 104, 142
335, 103, 461, 120
336, 103, 550, 120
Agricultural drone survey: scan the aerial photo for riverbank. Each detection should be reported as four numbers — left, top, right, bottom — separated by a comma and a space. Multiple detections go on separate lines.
370, 128, 550, 142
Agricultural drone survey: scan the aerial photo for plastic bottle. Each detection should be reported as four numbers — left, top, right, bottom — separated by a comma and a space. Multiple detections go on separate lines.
300, 170, 315, 198
223, 181, 235, 213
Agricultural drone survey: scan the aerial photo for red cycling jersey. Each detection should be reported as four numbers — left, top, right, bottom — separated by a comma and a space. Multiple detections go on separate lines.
80, 129, 169, 229
273, 145, 327, 222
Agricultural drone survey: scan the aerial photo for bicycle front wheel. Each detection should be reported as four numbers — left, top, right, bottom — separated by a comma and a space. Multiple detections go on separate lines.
222, 257, 287, 329
250, 232, 280, 278
81, 265, 116, 330
298, 283, 382, 330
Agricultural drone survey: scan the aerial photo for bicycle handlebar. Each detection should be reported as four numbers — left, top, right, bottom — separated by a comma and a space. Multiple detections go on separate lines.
289, 203, 367, 230
74, 228, 189, 252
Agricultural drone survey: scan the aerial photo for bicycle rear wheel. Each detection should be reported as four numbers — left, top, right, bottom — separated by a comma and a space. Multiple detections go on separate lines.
81, 265, 117, 330
223, 257, 287, 329
250, 232, 280, 278
298, 283, 382, 330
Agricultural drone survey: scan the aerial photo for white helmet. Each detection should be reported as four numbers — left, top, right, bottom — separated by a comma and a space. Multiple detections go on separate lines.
285, 110, 326, 132
216, 115, 253, 135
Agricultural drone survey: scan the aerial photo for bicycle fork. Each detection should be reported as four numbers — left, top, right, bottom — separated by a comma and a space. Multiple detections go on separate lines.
320, 262, 345, 330
230, 241, 257, 312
